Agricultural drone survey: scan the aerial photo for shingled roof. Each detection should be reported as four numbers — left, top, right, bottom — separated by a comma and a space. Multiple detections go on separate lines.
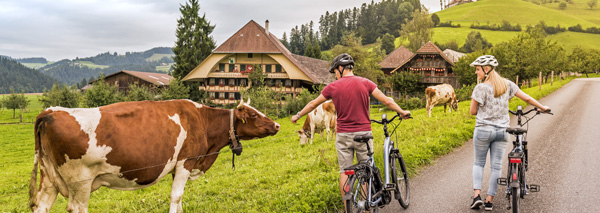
379, 46, 414, 69
416, 41, 454, 66
94, 70, 174, 85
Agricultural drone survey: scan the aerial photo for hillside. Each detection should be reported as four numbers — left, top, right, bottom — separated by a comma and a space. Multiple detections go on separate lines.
424, 0, 600, 52
36, 47, 174, 85
0, 57, 58, 94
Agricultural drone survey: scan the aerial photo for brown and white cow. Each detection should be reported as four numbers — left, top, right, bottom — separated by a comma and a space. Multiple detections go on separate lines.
29, 99, 279, 213
425, 84, 459, 117
297, 101, 337, 145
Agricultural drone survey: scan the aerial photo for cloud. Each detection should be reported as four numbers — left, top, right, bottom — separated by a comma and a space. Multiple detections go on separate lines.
0, 0, 441, 61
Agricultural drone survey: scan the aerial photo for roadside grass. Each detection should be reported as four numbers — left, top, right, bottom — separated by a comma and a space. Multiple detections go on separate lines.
0, 77, 577, 212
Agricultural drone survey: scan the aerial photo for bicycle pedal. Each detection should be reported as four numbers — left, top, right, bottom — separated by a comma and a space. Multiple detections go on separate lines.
497, 178, 508, 186
529, 184, 540, 192
385, 183, 396, 190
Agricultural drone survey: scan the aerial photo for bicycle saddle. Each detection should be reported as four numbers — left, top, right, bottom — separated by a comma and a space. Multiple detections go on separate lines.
354, 132, 373, 143
507, 128, 527, 135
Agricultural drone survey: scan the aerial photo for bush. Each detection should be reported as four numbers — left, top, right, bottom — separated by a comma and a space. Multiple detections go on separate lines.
455, 84, 475, 102
396, 97, 425, 110
559, 2, 567, 9
38, 84, 81, 108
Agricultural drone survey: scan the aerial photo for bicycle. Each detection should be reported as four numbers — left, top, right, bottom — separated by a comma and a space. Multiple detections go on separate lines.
342, 113, 411, 213
497, 106, 552, 213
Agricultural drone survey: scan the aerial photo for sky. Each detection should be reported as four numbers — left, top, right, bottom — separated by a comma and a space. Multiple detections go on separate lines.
0, 0, 441, 62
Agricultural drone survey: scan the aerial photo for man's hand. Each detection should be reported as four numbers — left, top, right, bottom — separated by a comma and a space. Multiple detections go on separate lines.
291, 115, 300, 124
399, 111, 412, 119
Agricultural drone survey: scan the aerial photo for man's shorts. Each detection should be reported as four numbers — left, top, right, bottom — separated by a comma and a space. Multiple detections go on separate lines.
335, 131, 373, 173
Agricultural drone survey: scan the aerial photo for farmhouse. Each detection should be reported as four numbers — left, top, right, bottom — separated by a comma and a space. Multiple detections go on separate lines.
182, 20, 333, 104
380, 42, 459, 88
84, 70, 174, 93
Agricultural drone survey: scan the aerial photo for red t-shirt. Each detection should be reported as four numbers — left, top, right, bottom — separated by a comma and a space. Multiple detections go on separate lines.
321, 76, 377, 133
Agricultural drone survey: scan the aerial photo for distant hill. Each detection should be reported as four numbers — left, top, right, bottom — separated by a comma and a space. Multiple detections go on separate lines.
35, 47, 174, 85
431, 0, 600, 51
0, 57, 58, 94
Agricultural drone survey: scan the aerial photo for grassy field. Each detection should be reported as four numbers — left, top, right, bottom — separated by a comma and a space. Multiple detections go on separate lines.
74, 60, 109, 69
146, 54, 174, 62
0, 77, 579, 212
541, 0, 600, 26
155, 63, 174, 73
436, 0, 599, 28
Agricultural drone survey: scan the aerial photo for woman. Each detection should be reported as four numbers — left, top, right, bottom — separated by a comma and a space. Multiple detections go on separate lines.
468, 55, 550, 211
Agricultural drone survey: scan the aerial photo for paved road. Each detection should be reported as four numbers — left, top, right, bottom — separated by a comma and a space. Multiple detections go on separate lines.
382, 78, 600, 213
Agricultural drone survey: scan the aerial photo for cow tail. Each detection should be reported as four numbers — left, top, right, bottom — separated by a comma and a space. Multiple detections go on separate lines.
29, 116, 43, 209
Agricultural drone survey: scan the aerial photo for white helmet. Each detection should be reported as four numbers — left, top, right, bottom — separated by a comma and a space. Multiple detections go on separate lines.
470, 55, 498, 67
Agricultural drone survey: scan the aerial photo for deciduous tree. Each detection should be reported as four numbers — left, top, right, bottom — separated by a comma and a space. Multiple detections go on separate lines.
400, 8, 434, 52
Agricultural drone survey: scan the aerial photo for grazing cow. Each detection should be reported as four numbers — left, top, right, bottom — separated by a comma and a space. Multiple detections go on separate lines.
425, 84, 459, 117
297, 101, 337, 145
29, 99, 279, 213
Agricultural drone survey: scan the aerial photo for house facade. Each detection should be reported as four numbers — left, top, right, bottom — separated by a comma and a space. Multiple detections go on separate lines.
182, 20, 332, 104
380, 42, 459, 88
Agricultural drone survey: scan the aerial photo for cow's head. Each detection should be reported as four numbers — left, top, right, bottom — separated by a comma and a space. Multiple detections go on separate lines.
451, 98, 459, 111
297, 129, 311, 145
234, 98, 280, 140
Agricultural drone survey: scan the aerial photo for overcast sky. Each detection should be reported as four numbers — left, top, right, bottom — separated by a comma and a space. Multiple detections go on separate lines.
0, 0, 441, 62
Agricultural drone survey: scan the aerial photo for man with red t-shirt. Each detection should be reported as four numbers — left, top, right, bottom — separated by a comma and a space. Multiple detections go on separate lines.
291, 53, 411, 208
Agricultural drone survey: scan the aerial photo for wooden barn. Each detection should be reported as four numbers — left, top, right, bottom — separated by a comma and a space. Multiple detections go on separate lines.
85, 70, 174, 93
380, 42, 459, 88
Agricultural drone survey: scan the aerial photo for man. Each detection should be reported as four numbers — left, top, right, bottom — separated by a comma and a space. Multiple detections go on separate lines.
291, 53, 411, 208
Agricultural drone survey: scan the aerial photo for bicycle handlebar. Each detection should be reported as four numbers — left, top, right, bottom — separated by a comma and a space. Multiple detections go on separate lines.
509, 107, 552, 116
370, 113, 412, 125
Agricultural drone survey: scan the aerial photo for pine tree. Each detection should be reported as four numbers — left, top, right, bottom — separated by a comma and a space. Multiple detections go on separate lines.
172, 0, 215, 79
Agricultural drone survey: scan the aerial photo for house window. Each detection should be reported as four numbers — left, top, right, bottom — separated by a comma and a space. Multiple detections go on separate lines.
285, 80, 291, 87
219, 79, 225, 86
276, 79, 282, 87
229, 64, 235, 72
265, 65, 272, 73
209, 92, 216, 99
219, 63, 225, 71
229, 79, 235, 86
248, 53, 253, 58
219, 92, 225, 99
240, 79, 247, 86
209, 78, 215, 86
229, 92, 235, 100
241, 64, 246, 72
275, 65, 282, 73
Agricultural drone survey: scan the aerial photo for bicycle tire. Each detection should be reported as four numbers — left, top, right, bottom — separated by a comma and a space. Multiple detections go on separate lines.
512, 186, 520, 213
520, 165, 527, 199
345, 173, 375, 213
390, 152, 410, 208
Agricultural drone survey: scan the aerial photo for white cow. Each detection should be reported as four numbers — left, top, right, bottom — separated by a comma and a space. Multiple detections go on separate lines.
425, 84, 458, 117
297, 101, 336, 144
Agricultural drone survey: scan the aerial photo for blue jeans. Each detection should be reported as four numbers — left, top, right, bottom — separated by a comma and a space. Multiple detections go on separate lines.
473, 126, 509, 196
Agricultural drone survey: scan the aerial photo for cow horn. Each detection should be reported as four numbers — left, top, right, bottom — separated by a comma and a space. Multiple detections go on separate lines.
246, 97, 251, 105
237, 98, 244, 109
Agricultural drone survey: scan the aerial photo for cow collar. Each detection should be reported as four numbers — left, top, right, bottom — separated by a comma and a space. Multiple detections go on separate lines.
229, 109, 242, 169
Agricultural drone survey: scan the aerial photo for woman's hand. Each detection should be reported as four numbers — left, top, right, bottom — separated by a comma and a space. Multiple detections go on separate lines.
538, 105, 551, 113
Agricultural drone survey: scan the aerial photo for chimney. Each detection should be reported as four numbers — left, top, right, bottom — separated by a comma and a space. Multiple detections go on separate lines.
265, 20, 269, 35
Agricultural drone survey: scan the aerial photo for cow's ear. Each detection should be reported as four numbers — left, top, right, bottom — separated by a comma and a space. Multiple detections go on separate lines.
297, 130, 303, 133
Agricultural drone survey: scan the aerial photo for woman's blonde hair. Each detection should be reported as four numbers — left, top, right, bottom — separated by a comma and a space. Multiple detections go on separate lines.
484, 66, 507, 97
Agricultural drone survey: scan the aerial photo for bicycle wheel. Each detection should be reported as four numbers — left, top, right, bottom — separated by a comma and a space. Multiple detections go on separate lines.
512, 186, 520, 213
390, 152, 410, 208
345, 174, 374, 213
520, 165, 527, 199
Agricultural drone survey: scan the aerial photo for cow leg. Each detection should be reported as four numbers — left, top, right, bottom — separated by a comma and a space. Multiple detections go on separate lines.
310, 125, 315, 144
65, 180, 93, 213
33, 169, 58, 213
444, 104, 447, 113
170, 162, 191, 213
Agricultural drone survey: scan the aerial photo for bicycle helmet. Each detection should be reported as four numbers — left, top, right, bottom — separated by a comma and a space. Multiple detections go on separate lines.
329, 53, 354, 73
470, 55, 498, 67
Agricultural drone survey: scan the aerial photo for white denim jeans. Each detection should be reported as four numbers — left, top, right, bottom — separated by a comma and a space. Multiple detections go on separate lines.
472, 126, 509, 196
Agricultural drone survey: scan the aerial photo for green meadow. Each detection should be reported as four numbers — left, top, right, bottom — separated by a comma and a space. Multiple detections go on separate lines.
0, 76, 579, 212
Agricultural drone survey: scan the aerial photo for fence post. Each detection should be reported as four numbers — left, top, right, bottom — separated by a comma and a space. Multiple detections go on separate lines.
539, 72, 542, 91
516, 75, 519, 88
551, 71, 554, 86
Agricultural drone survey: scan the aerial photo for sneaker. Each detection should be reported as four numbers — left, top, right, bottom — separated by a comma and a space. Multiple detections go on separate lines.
484, 201, 493, 211
470, 195, 483, 209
